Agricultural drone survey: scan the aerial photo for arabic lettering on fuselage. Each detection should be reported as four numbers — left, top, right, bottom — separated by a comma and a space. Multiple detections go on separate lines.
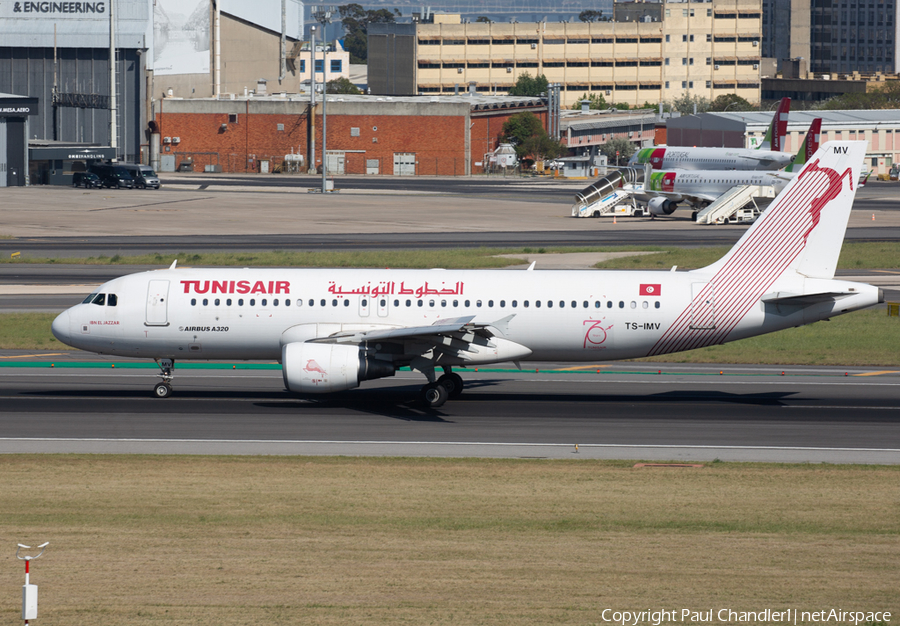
327, 281, 465, 298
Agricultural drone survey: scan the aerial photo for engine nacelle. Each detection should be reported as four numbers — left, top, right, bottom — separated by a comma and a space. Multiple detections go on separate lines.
282, 342, 395, 394
648, 196, 679, 216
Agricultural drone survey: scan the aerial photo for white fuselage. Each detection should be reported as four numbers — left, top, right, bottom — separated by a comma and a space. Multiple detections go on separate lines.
629, 147, 794, 172
52, 266, 880, 365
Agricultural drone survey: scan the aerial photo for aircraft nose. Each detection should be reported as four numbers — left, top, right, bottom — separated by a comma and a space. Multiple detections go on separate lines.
51, 310, 71, 345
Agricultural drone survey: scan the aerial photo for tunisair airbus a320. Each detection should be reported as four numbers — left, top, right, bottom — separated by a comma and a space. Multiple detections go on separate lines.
52, 142, 881, 408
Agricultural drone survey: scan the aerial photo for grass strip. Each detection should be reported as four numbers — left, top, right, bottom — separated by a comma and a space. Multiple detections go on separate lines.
0, 456, 896, 625
4, 241, 900, 270
6, 309, 900, 366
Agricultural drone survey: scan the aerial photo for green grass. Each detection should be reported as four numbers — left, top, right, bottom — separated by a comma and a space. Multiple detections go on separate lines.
5, 242, 900, 270
594, 241, 900, 270
8, 308, 900, 366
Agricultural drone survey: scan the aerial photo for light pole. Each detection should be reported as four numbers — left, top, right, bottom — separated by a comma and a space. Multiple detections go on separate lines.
312, 6, 336, 192
308, 25, 316, 174
17, 542, 49, 626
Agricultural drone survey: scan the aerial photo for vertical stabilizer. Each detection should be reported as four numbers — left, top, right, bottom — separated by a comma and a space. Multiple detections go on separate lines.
784, 118, 822, 173
757, 97, 790, 151
649, 142, 866, 356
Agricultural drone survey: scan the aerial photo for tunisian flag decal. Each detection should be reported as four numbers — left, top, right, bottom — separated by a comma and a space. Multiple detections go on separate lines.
640, 284, 661, 296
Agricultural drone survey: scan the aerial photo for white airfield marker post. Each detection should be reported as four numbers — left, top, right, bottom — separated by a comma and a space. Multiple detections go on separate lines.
16, 542, 49, 625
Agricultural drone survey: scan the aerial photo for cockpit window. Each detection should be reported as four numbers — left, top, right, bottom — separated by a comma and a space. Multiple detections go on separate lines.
83, 293, 98, 304
91, 293, 106, 306
107, 294, 118, 307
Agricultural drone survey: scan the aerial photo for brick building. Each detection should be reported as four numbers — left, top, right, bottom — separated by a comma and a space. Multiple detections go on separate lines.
154, 93, 546, 175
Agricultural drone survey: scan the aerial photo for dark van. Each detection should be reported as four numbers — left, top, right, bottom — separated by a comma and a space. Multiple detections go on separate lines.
89, 163, 134, 189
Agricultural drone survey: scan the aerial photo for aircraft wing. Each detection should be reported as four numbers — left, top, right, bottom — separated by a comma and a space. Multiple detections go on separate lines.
309, 315, 516, 344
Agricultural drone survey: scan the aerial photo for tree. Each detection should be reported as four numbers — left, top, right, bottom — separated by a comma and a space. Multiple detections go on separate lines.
475, 16, 492, 23
570, 92, 608, 110
507, 72, 549, 97
326, 76, 362, 94
600, 136, 637, 166
709, 93, 754, 112
813, 81, 900, 110
578, 9, 605, 23
338, 4, 400, 64
500, 111, 563, 162
665, 92, 711, 116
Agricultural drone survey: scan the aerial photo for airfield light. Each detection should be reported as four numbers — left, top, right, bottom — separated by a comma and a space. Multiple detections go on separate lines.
16, 542, 49, 625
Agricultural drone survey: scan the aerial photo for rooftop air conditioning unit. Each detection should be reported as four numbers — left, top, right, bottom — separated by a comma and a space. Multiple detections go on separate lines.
714, 64, 720, 70
163, 137, 172, 144
753, 40, 759, 46
531, 43, 537, 49
506, 66, 512, 73
457, 67, 463, 73
172, 137, 181, 144
753, 63, 759, 69
605, 90, 611, 95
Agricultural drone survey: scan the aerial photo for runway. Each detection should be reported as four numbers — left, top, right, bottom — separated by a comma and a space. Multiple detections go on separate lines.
2, 359, 898, 464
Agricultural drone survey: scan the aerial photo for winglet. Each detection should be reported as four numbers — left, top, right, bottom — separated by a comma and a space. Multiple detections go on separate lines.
169, 259, 178, 270
527, 261, 536, 271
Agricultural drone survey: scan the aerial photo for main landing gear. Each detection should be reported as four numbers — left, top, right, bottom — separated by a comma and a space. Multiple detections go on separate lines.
418, 366, 465, 409
153, 358, 174, 398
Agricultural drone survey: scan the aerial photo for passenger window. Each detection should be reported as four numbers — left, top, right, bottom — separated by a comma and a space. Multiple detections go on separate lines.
524, 301, 530, 308
500, 300, 506, 308
92, 293, 106, 306
441, 300, 447, 307
642, 301, 648, 309
595, 301, 600, 308
535, 301, 541, 308
344, 300, 350, 307
227, 298, 232, 306
203, 298, 209, 306
308, 299, 314, 306
250, 299, 256, 306
393, 299, 399, 307
332, 299, 338, 307
429, 300, 435, 307
362, 299, 368, 307
488, 300, 494, 307
107, 294, 118, 307
297, 299, 303, 307
655, 301, 661, 309
453, 300, 458, 307
512, 300, 518, 308
418, 300, 423, 307
583, 301, 588, 308
547, 301, 552, 308
273, 299, 279, 306
285, 299, 290, 307
215, 298, 220, 306
465, 300, 471, 307
239, 299, 244, 306
406, 299, 412, 307
262, 299, 267, 306
380, 299, 386, 307
320, 299, 326, 306
619, 301, 625, 308
607, 301, 613, 308
631, 301, 637, 309
476, 300, 482, 308
191, 298, 196, 306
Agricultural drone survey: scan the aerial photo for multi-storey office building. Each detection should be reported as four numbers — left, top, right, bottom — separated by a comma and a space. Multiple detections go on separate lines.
369, 0, 763, 107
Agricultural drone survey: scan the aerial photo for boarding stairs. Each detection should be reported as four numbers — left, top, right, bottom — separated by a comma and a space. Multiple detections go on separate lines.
571, 167, 643, 218
693, 185, 777, 225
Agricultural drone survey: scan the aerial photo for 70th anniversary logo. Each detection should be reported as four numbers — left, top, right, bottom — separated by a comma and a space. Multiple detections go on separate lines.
599, 609, 891, 625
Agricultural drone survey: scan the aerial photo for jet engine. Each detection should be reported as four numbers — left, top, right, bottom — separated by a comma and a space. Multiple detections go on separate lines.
282, 342, 395, 393
648, 197, 679, 216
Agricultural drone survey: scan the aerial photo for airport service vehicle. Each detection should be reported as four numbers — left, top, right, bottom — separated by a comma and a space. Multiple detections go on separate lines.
635, 118, 823, 221
72, 172, 102, 189
120, 164, 161, 189
629, 98, 793, 172
52, 142, 880, 408
89, 163, 134, 189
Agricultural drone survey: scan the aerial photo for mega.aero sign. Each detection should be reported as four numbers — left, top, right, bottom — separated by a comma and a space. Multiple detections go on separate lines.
8, 1, 107, 15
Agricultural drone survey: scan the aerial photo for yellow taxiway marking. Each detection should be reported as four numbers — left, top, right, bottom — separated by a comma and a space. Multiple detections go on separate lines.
854, 370, 900, 377
554, 365, 613, 372
0, 353, 67, 359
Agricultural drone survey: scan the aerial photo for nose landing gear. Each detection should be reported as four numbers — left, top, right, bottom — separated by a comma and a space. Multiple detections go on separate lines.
153, 358, 174, 398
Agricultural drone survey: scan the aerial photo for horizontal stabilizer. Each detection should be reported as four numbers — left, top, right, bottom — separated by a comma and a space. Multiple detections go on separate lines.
761, 291, 853, 305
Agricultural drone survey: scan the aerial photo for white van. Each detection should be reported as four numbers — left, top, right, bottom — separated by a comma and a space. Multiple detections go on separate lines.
120, 164, 161, 189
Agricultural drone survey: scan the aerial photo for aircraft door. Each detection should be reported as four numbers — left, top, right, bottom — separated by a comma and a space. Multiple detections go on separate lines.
146, 280, 170, 326
690, 282, 715, 330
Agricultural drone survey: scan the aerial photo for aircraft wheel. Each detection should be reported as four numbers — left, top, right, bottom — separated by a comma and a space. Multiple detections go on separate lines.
420, 382, 449, 408
154, 382, 172, 398
438, 372, 464, 398
592, 210, 601, 218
